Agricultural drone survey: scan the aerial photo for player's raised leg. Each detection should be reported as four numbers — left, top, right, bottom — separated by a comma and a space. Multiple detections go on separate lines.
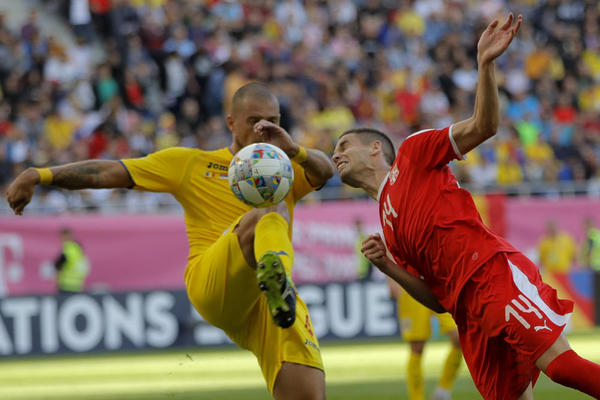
234, 202, 297, 328
233, 204, 326, 399
535, 334, 600, 398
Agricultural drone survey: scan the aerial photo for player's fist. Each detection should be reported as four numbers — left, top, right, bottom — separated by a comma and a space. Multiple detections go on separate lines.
477, 13, 522, 66
5, 168, 39, 215
361, 233, 389, 269
253, 120, 296, 156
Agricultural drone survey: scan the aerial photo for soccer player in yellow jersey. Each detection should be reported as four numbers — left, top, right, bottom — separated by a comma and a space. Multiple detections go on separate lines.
6, 83, 335, 400
388, 280, 462, 400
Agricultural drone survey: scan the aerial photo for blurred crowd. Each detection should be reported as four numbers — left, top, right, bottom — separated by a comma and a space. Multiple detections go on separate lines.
1, 0, 600, 212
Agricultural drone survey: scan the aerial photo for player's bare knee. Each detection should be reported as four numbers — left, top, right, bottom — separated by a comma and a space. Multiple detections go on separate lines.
234, 210, 258, 240
233, 210, 264, 266
535, 334, 571, 372
410, 341, 426, 354
264, 202, 290, 225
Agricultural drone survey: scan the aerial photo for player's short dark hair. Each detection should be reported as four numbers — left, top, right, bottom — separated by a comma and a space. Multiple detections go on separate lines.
231, 82, 279, 114
340, 127, 396, 166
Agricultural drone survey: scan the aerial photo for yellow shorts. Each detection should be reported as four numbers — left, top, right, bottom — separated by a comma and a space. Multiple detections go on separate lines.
397, 289, 456, 342
184, 217, 323, 393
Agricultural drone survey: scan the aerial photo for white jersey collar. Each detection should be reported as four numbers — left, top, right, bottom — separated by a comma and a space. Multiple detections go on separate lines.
377, 172, 389, 202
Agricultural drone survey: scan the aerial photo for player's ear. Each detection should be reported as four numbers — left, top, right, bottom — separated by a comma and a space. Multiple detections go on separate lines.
226, 115, 234, 132
370, 140, 382, 157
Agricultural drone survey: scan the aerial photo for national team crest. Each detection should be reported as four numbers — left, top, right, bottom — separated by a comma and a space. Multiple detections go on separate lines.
389, 165, 399, 185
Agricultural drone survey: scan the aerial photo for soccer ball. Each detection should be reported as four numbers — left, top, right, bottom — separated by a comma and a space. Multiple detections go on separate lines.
228, 143, 294, 208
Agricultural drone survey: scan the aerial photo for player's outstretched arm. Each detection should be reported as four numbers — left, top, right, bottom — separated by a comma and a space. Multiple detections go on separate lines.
254, 120, 335, 187
452, 13, 522, 155
291, 147, 335, 188
361, 234, 445, 313
6, 160, 132, 215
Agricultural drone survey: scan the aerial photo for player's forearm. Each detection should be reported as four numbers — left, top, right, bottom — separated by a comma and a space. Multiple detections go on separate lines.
472, 61, 499, 137
452, 61, 499, 154
296, 148, 335, 188
378, 259, 445, 313
43, 160, 133, 190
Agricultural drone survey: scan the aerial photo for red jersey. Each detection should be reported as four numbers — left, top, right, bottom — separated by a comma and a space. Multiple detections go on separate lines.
378, 126, 516, 314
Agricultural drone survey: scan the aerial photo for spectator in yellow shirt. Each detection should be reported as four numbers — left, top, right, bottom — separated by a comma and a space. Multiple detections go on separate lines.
497, 156, 523, 185
538, 220, 577, 273
44, 109, 76, 150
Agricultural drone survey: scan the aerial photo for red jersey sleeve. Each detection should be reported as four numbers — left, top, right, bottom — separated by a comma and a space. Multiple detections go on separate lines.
399, 125, 463, 169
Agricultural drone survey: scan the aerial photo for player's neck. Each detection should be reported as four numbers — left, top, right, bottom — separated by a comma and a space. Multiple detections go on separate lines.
364, 167, 390, 201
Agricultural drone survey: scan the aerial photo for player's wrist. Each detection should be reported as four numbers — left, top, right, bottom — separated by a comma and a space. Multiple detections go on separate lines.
33, 167, 53, 185
477, 57, 495, 69
290, 145, 308, 163
373, 258, 390, 273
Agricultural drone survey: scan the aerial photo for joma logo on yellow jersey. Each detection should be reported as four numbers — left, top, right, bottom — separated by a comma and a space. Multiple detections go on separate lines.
207, 162, 228, 171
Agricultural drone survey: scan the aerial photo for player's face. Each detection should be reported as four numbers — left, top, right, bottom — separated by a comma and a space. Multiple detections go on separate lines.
228, 97, 280, 149
332, 134, 371, 188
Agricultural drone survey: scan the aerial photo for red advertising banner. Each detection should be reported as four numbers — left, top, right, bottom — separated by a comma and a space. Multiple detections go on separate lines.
1, 197, 598, 306
505, 197, 599, 258
292, 200, 380, 283
0, 201, 381, 297
0, 216, 189, 297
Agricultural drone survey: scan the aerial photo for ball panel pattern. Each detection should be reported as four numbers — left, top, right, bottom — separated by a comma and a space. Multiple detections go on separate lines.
228, 143, 294, 208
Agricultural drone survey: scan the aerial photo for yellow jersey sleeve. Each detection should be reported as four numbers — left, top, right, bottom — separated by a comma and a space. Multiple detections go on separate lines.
121, 147, 197, 193
290, 161, 318, 203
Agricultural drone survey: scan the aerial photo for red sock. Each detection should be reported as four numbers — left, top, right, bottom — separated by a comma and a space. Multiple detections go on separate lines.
546, 350, 600, 398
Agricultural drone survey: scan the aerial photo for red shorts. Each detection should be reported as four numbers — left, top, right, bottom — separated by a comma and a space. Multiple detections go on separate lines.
454, 252, 574, 400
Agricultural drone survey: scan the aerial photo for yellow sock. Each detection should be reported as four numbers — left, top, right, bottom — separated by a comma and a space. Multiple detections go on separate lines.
407, 351, 425, 400
254, 212, 294, 274
438, 346, 462, 390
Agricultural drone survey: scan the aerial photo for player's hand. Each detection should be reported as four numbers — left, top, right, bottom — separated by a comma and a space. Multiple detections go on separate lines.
253, 120, 300, 158
5, 168, 39, 215
361, 234, 390, 271
477, 13, 522, 66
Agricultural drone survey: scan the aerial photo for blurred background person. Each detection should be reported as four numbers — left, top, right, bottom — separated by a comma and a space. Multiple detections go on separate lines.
581, 217, 600, 325
354, 217, 373, 281
582, 217, 600, 272
54, 227, 90, 294
538, 220, 576, 274
388, 280, 462, 400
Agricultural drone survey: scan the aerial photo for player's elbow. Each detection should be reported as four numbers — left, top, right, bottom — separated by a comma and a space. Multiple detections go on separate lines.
472, 119, 497, 142
322, 160, 335, 181
318, 160, 335, 183
307, 160, 335, 188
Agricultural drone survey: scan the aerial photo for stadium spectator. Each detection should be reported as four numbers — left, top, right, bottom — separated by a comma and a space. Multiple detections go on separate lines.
6, 83, 335, 400
0, 0, 599, 211
354, 217, 372, 281
54, 227, 90, 294
582, 217, 600, 271
538, 220, 577, 273
333, 14, 600, 399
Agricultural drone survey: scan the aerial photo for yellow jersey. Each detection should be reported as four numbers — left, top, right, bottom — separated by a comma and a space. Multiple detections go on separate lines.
121, 147, 315, 261
538, 232, 576, 273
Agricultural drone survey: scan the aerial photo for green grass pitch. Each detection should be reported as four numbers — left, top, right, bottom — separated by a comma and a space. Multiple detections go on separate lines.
1, 331, 599, 399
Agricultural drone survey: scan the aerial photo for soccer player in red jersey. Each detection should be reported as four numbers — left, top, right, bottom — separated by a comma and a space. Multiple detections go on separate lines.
333, 14, 600, 400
